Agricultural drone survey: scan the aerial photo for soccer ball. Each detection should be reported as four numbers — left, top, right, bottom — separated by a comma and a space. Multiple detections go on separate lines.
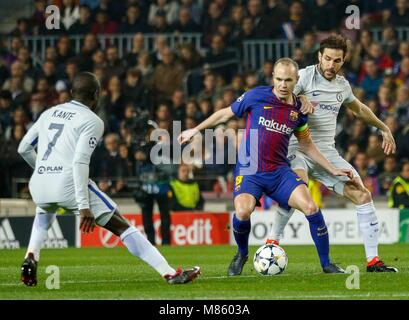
253, 244, 288, 275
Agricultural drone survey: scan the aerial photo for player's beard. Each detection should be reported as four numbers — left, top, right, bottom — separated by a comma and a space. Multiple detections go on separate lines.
318, 62, 337, 80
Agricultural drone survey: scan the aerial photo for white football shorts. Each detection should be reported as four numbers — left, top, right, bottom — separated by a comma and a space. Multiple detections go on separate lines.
287, 147, 359, 196
34, 179, 117, 227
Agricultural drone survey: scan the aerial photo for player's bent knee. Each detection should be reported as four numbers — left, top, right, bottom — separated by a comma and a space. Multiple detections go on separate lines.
235, 208, 252, 220
302, 201, 318, 215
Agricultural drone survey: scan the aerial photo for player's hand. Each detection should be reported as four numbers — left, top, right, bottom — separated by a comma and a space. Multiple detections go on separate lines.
331, 168, 353, 179
381, 128, 396, 155
299, 95, 315, 115
79, 209, 96, 234
177, 128, 199, 144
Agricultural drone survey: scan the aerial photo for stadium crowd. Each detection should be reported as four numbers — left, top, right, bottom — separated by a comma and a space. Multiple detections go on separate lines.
0, 0, 408, 207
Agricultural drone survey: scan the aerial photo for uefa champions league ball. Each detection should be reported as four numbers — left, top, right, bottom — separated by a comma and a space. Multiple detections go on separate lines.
253, 244, 288, 275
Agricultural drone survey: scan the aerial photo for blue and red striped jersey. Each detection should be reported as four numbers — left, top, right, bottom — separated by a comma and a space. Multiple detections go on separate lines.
231, 86, 308, 172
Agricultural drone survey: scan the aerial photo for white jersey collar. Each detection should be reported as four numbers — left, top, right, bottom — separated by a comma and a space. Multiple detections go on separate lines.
70, 100, 90, 109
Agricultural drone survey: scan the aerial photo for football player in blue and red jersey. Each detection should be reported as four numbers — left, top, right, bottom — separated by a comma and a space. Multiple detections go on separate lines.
178, 58, 353, 275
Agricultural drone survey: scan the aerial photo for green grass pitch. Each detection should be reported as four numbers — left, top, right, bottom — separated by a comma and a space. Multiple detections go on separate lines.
0, 244, 408, 300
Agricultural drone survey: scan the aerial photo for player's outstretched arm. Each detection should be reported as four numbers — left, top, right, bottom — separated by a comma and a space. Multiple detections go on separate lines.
178, 107, 235, 144
297, 133, 353, 179
345, 98, 396, 155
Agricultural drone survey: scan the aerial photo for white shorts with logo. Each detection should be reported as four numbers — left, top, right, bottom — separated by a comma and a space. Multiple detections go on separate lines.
34, 180, 117, 227
287, 147, 359, 196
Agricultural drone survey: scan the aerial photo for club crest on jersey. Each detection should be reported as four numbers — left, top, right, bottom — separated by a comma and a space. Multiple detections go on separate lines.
336, 93, 343, 102
289, 111, 298, 121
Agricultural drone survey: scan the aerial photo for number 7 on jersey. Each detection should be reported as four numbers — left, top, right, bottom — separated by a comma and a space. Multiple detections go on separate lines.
42, 123, 64, 161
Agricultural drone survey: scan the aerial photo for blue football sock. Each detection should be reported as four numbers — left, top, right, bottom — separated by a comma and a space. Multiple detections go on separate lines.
306, 210, 330, 268
232, 214, 251, 257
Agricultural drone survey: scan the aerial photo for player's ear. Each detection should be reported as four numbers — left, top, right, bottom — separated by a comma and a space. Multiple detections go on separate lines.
318, 51, 322, 61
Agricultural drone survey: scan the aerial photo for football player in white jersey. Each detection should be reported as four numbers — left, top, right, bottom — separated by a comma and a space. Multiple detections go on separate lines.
18, 72, 200, 286
266, 35, 398, 272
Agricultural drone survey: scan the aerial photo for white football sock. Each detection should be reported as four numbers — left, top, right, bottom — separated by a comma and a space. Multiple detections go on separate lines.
268, 207, 295, 241
356, 201, 379, 261
120, 226, 176, 277
26, 212, 56, 262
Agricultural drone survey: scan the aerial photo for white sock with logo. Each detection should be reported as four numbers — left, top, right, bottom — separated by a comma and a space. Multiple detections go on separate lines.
26, 212, 56, 262
268, 207, 295, 241
356, 201, 379, 261
120, 226, 176, 277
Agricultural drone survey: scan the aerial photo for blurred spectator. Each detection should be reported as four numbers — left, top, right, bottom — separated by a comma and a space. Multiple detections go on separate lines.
353, 151, 380, 195
379, 155, 399, 195
92, 0, 125, 23
396, 57, 409, 87
91, 9, 118, 35
351, 30, 373, 72
198, 97, 213, 121
76, 33, 99, 71
0, 90, 13, 136
397, 124, 409, 160
202, 1, 223, 46
395, 85, 409, 126
9, 18, 31, 37
197, 73, 221, 104
247, 0, 281, 39
97, 133, 125, 195
122, 68, 152, 112
68, 4, 92, 35
257, 61, 273, 86
119, 4, 150, 33
388, 159, 409, 208
377, 84, 395, 115
180, 0, 202, 25
172, 6, 201, 33
148, 0, 179, 27
308, 0, 337, 33
0, 124, 31, 197
136, 50, 154, 82
177, 42, 203, 70
2, 61, 34, 93
169, 163, 204, 211
387, 0, 409, 26
284, 0, 311, 39
100, 75, 126, 131
104, 46, 125, 79
150, 35, 168, 66
360, 59, 384, 99
56, 35, 75, 69
382, 25, 400, 59
170, 89, 186, 122
123, 33, 145, 68
204, 34, 236, 81
31, 0, 47, 33
148, 47, 184, 101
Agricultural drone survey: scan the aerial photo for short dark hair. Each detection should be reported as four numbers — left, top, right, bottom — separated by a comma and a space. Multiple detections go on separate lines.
320, 35, 348, 57
71, 72, 100, 102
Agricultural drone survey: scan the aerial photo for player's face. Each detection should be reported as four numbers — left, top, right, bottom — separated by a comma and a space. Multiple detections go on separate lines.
272, 64, 298, 100
318, 48, 345, 80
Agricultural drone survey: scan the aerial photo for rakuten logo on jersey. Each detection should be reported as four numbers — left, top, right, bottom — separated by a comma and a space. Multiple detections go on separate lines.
258, 116, 293, 135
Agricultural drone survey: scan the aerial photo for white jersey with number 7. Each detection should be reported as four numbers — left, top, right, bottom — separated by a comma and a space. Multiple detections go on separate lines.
18, 100, 104, 208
